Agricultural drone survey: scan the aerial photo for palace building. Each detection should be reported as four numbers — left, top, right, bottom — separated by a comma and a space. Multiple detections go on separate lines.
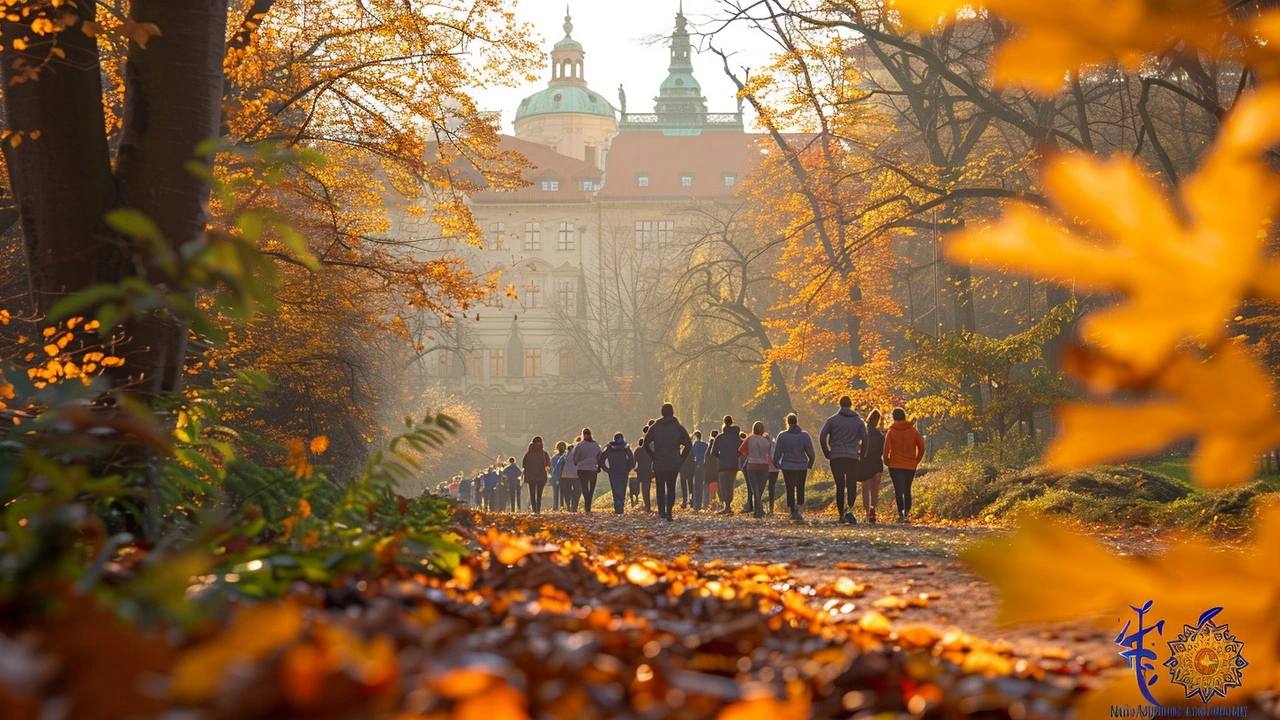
389, 6, 759, 454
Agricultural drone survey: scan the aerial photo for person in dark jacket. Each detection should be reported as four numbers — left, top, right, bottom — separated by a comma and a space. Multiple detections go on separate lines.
562, 437, 581, 512
711, 416, 742, 514
772, 412, 816, 522
857, 410, 886, 524
643, 403, 692, 521
634, 427, 654, 511
819, 396, 868, 524
502, 458, 522, 512
522, 437, 552, 514
598, 432, 637, 514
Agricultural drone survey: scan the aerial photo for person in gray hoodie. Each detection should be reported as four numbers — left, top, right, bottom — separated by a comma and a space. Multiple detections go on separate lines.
642, 403, 692, 521
710, 415, 742, 514
772, 412, 816, 522
570, 428, 601, 513
818, 396, 868, 524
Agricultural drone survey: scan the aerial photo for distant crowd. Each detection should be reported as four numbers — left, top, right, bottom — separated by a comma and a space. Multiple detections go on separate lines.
447, 396, 926, 524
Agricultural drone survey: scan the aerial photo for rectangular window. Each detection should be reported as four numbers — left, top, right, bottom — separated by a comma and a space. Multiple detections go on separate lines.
489, 349, 506, 378
680, 174, 693, 187
487, 222, 505, 250
524, 349, 542, 377
656, 220, 674, 245
637, 174, 650, 187
541, 180, 559, 191
723, 173, 737, 187
438, 352, 453, 377
558, 222, 575, 251
524, 283, 541, 308
490, 404, 507, 432
580, 179, 595, 191
557, 280, 576, 311
634, 220, 653, 250
524, 222, 541, 250
470, 349, 484, 376
559, 347, 575, 376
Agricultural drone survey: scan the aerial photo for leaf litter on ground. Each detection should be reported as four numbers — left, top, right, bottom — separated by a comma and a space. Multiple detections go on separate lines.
1, 509, 1107, 719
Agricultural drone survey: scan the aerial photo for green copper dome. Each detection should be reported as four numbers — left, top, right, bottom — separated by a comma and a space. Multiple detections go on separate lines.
515, 85, 616, 120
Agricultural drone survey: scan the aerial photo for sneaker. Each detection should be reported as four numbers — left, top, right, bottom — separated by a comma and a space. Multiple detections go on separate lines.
868, 510, 877, 525
896, 513, 907, 524
836, 514, 849, 525
845, 512, 857, 525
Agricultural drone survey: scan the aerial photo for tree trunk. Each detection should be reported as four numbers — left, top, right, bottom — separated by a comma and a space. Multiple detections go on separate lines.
114, 0, 229, 395
1, 2, 115, 310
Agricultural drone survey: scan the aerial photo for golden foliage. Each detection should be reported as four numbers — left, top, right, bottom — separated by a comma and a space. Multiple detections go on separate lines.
963, 507, 1280, 709
894, 0, 1230, 93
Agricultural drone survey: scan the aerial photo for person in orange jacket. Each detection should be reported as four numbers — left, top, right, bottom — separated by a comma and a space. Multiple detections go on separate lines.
882, 407, 926, 524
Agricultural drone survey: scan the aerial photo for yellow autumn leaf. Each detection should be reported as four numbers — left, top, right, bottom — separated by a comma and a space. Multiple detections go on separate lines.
308, 435, 329, 454
963, 506, 1280, 710
948, 87, 1280, 374
42, 343, 59, 357
119, 18, 162, 49
1047, 344, 1280, 487
893, 0, 1227, 94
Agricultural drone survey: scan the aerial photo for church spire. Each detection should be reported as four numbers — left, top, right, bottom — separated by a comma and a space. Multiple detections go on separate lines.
654, 3, 707, 120
548, 4, 586, 88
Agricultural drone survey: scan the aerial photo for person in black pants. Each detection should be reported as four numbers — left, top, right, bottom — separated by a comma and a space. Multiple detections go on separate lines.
642, 403, 692, 521
570, 428, 601, 513
598, 432, 636, 514
818, 396, 868, 524
772, 413, 815, 522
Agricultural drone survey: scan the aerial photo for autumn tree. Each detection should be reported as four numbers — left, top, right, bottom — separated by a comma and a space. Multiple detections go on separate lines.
1, 0, 538, 408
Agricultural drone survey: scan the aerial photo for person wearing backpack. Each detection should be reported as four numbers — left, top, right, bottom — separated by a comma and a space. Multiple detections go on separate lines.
598, 432, 637, 514
883, 408, 926, 523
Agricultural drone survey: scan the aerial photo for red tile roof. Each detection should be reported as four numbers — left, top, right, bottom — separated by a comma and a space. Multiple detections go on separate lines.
472, 135, 602, 204
597, 131, 758, 200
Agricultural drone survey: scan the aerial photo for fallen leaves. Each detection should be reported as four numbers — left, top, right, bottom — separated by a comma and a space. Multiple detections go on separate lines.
168, 600, 305, 704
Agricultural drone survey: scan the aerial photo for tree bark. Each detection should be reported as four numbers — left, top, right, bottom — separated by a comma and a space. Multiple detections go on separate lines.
1, 2, 115, 310
114, 0, 229, 395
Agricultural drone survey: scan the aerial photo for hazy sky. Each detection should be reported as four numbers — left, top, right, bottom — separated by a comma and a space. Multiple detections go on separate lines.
477, 0, 770, 133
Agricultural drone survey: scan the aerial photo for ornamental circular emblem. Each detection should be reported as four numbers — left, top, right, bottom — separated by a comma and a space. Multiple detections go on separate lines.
1164, 608, 1247, 703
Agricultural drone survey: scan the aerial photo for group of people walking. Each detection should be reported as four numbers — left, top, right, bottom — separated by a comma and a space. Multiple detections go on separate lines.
451, 396, 927, 524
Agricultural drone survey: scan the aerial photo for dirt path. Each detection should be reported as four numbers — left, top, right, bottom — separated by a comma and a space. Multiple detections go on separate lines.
515, 509, 1166, 674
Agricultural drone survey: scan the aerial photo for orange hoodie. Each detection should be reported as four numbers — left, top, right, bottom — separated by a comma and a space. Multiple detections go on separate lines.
882, 420, 926, 470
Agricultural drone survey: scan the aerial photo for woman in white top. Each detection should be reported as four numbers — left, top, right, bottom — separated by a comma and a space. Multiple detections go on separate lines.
570, 428, 601, 513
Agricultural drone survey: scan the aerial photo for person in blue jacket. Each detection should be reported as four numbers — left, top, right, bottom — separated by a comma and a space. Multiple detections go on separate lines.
690, 431, 709, 511
549, 441, 568, 512
598, 432, 638, 514
772, 412, 816, 522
